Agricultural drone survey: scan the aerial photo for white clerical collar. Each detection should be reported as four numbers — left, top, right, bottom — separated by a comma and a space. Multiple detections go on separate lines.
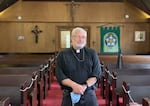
76, 49, 80, 53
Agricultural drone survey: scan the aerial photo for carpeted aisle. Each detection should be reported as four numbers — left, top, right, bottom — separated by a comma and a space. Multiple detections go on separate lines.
95, 87, 106, 106
43, 80, 106, 106
43, 81, 63, 106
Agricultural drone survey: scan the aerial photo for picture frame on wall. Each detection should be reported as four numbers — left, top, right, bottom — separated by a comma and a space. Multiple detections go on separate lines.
134, 31, 146, 42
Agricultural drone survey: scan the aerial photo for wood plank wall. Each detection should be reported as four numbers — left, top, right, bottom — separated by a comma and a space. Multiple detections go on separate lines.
0, 1, 149, 54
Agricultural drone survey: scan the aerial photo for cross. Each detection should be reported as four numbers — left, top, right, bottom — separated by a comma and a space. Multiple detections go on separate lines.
31, 25, 43, 44
66, 0, 80, 26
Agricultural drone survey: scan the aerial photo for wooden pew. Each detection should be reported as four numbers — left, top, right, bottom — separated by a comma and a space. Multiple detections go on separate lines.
99, 61, 105, 99
99, 55, 150, 106
99, 55, 150, 65
105, 63, 150, 70
102, 67, 150, 106
111, 74, 150, 106
101, 64, 150, 103
0, 67, 43, 106
122, 81, 150, 106
0, 53, 54, 105
0, 64, 50, 106
0, 97, 10, 106
40, 64, 49, 99
0, 67, 39, 74
100, 62, 150, 93
0, 53, 51, 68
0, 74, 38, 106
0, 53, 51, 62
103, 67, 115, 106
142, 98, 150, 106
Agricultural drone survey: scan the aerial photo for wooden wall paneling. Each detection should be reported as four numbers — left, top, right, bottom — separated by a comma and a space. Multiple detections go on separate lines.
0, 2, 149, 54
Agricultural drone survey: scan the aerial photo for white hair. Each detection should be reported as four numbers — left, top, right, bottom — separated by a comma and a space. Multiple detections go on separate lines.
71, 27, 87, 37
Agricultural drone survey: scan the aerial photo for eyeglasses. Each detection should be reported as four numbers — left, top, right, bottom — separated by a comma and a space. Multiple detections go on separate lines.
73, 35, 86, 39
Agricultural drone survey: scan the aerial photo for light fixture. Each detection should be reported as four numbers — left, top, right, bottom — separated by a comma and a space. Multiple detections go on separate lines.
124, 14, 129, 19
17, 16, 22, 20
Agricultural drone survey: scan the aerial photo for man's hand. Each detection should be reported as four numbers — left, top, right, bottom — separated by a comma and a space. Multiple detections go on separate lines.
71, 83, 87, 95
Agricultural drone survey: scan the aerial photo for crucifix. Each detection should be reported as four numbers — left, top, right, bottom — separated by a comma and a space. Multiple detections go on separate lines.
66, 0, 80, 26
31, 25, 43, 44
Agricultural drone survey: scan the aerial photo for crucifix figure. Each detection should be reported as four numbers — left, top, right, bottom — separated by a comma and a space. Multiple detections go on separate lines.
67, 0, 80, 26
31, 25, 43, 44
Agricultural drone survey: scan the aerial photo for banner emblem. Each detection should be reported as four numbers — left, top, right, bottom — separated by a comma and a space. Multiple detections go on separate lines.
105, 32, 117, 47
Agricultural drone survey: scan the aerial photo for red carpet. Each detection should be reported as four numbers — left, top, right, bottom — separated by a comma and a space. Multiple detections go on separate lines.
95, 88, 106, 106
43, 81, 63, 106
43, 80, 106, 106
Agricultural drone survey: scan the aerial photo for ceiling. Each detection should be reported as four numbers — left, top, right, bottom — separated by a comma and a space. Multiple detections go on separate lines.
126, 0, 150, 15
0, 0, 18, 12
0, 0, 150, 15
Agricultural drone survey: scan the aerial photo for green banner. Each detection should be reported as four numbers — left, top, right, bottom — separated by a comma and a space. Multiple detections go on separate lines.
100, 26, 120, 53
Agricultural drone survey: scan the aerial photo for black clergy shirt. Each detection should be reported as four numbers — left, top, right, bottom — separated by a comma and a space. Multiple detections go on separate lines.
55, 47, 101, 91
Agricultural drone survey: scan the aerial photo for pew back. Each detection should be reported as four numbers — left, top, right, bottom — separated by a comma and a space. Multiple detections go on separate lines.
0, 75, 37, 106
122, 81, 150, 105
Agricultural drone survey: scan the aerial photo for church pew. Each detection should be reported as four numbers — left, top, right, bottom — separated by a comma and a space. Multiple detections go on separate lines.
111, 74, 150, 106
36, 63, 51, 100
99, 55, 150, 65
0, 67, 43, 106
40, 64, 49, 99
100, 62, 150, 89
0, 53, 54, 77
0, 64, 50, 106
0, 60, 46, 67
105, 63, 150, 70
103, 67, 115, 106
113, 68, 150, 74
99, 55, 150, 106
0, 54, 53, 88
142, 98, 150, 106
0, 74, 38, 106
122, 81, 150, 106
0, 55, 49, 67
34, 58, 54, 98
0, 53, 52, 68
0, 53, 51, 62
99, 61, 105, 98
101, 64, 150, 100
0, 54, 54, 104
0, 67, 39, 75
46, 55, 57, 90
102, 67, 150, 106
0, 97, 10, 106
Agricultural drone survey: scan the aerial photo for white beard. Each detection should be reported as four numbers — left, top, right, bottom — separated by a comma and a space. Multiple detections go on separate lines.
75, 44, 85, 50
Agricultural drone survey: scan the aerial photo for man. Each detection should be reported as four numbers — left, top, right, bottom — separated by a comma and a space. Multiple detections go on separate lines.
55, 27, 101, 106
